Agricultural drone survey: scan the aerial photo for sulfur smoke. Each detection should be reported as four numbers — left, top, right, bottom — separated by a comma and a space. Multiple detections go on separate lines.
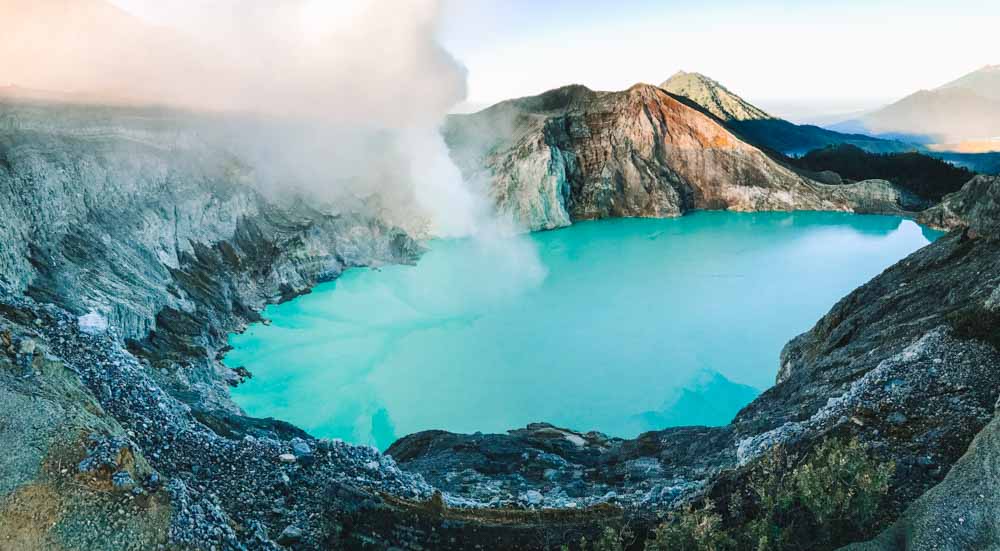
0, 0, 529, 245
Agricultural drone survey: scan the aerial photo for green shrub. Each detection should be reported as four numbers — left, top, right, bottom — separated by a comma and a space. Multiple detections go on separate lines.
557, 438, 893, 551
645, 500, 735, 551
562, 526, 632, 551
742, 438, 894, 550
948, 304, 1000, 350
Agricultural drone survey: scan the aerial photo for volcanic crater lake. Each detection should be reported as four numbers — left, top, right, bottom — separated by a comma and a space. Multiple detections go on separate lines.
226, 212, 941, 449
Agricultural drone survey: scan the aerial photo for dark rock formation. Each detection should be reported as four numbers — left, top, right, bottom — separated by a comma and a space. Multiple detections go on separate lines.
919, 174, 1000, 235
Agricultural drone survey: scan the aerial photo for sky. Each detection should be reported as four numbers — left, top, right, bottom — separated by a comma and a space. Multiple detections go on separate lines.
437, 0, 1000, 118
105, 0, 1000, 120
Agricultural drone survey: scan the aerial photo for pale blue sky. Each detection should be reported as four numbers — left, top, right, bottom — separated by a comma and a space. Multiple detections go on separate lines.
439, 0, 1000, 116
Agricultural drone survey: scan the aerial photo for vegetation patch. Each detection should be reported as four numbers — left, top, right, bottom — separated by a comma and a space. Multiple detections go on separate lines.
555, 438, 894, 551
790, 144, 975, 202
948, 304, 1000, 350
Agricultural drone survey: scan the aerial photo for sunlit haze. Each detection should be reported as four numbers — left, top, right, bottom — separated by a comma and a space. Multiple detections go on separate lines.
437, 0, 998, 117
23, 0, 995, 120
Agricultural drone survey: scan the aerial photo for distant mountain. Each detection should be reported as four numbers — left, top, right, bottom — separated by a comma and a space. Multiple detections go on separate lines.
842, 65, 1000, 148
939, 64, 1000, 100
928, 151, 1000, 176
660, 71, 771, 122
660, 71, 916, 156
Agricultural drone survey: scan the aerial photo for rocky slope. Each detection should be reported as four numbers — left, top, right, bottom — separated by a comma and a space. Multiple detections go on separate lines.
845, 175, 1000, 549
444, 83, 920, 230
0, 99, 445, 549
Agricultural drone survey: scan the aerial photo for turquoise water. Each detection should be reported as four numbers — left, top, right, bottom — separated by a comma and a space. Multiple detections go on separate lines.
226, 212, 941, 449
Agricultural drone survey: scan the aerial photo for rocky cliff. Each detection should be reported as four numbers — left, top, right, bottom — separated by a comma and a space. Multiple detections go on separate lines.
0, 100, 438, 549
444, 83, 918, 230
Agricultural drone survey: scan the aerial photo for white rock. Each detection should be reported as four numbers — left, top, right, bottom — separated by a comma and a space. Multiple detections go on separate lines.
278, 453, 297, 464
78, 311, 109, 335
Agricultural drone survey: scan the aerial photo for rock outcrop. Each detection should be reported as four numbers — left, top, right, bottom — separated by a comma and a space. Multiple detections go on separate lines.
919, 174, 1000, 235
445, 83, 918, 230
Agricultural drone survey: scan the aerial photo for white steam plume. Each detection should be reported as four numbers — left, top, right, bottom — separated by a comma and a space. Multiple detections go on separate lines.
0, 0, 506, 239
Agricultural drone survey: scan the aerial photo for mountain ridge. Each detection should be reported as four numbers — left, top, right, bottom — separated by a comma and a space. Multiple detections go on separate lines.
659, 71, 917, 156
660, 70, 773, 122
846, 65, 1000, 147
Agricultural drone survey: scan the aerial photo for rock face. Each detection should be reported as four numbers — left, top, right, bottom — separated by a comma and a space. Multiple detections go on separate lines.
843, 175, 1000, 550
445, 83, 917, 230
847, 414, 1000, 551
919, 174, 1000, 235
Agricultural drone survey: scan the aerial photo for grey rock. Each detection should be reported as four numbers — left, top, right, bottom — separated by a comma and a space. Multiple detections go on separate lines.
290, 438, 311, 457
524, 490, 543, 506
276, 525, 303, 546
111, 470, 136, 490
